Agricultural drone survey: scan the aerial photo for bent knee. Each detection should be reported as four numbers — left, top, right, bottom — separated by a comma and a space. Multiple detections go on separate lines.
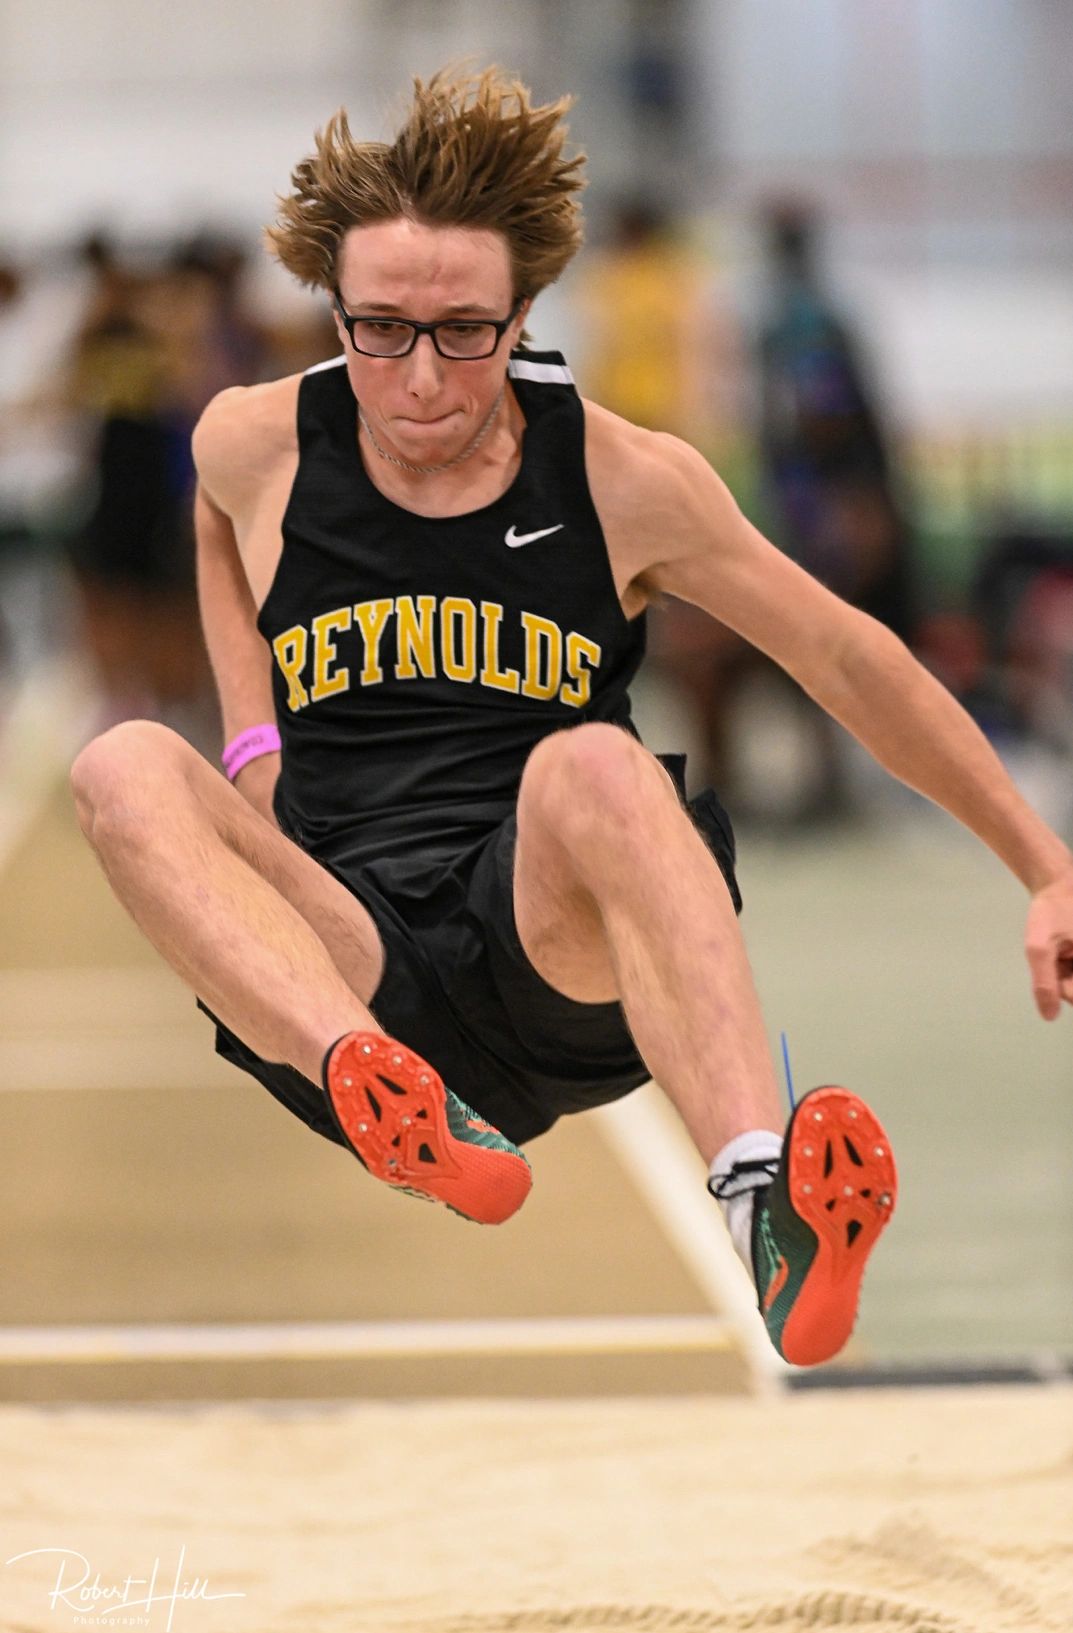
522, 723, 673, 842
70, 719, 190, 829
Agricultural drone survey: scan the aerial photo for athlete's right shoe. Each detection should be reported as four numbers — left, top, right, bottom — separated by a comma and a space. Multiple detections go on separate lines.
751, 1086, 898, 1366
322, 1031, 533, 1225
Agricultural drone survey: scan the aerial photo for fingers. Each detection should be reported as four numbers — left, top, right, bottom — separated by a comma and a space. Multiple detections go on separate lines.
1027, 962, 1073, 1017
1059, 946, 1073, 1011
1025, 896, 1073, 1018
1025, 938, 1061, 1020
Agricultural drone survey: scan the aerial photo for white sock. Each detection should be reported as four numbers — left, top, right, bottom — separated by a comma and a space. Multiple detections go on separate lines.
708, 1130, 784, 1272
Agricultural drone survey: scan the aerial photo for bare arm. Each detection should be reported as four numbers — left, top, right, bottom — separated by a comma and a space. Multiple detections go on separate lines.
590, 415, 1073, 1016
194, 482, 281, 823
192, 389, 287, 826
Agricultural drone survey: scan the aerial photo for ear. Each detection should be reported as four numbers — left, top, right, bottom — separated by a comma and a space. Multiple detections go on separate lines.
329, 292, 347, 347
510, 297, 532, 347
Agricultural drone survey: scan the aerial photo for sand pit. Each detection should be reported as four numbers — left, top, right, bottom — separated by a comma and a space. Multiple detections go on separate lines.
2, 1384, 1070, 1632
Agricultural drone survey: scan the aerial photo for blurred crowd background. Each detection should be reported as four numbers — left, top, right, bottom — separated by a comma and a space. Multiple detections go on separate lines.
2, 0, 1072, 834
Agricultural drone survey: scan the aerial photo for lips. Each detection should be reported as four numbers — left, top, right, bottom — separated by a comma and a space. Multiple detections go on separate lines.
397, 411, 458, 427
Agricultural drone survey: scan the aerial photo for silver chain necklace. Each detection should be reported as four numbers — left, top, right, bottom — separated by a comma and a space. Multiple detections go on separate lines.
358, 385, 506, 475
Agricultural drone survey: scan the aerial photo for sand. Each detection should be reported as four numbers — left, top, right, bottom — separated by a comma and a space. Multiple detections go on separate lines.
1, 1385, 1071, 1633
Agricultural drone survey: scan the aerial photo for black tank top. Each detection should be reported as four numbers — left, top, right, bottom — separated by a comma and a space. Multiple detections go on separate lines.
257, 350, 646, 874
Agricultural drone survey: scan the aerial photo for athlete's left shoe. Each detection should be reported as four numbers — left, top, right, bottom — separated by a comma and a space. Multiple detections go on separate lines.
322, 1031, 533, 1226
750, 1086, 898, 1366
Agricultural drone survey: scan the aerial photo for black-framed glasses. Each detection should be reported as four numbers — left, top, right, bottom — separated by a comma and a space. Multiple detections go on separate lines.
333, 291, 522, 359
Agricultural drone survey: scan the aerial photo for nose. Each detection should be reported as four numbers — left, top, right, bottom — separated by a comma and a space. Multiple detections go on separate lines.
403, 331, 444, 398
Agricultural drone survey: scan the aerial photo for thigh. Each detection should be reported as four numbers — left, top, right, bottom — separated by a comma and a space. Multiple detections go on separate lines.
509, 743, 744, 1006
512, 777, 620, 1005
80, 719, 385, 1003
184, 738, 387, 1003
512, 733, 685, 1003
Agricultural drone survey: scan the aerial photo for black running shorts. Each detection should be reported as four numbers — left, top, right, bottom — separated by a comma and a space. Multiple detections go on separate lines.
199, 755, 742, 1148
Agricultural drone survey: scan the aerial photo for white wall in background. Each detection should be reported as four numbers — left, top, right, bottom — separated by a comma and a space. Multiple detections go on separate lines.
0, 0, 620, 253
697, 0, 1073, 270
0, 0, 379, 246
704, 0, 1073, 167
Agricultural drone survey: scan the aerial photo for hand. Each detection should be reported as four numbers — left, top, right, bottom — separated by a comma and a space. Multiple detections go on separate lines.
1024, 873, 1073, 1020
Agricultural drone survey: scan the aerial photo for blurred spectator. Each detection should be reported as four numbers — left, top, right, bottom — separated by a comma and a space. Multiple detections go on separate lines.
575, 196, 730, 443
576, 197, 765, 802
757, 201, 913, 640
701, 200, 917, 820
63, 234, 213, 739
160, 234, 270, 410
0, 226, 335, 745
664, 202, 922, 822
0, 260, 24, 675
0, 262, 25, 548
633, 201, 920, 822
971, 523, 1073, 750
0, 252, 87, 691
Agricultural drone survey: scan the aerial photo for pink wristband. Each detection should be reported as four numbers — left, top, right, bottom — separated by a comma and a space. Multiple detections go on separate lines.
222, 724, 282, 781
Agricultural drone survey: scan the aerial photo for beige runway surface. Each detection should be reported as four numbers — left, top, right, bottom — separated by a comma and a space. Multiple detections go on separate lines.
3, 1386, 1072, 1632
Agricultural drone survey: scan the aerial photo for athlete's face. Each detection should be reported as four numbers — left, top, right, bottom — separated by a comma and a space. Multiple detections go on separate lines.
333, 219, 528, 467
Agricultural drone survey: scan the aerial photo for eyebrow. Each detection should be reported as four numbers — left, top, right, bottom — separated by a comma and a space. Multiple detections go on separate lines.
349, 300, 503, 318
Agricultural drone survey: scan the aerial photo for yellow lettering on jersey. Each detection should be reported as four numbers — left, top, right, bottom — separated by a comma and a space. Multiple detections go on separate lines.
520, 612, 563, 700
479, 601, 520, 693
560, 632, 603, 709
272, 625, 310, 713
441, 597, 477, 683
353, 598, 394, 686
309, 606, 352, 701
394, 594, 437, 680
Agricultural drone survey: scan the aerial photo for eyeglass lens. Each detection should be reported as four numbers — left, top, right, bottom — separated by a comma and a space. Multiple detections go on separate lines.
351, 319, 500, 358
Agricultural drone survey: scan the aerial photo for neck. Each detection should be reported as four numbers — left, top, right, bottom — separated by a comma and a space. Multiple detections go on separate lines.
359, 386, 506, 477
355, 389, 526, 516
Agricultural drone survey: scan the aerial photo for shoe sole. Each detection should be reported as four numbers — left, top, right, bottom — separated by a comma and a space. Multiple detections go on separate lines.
324, 1033, 532, 1225
778, 1086, 898, 1366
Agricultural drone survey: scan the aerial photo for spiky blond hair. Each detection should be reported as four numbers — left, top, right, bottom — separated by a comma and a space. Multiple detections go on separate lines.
267, 66, 586, 300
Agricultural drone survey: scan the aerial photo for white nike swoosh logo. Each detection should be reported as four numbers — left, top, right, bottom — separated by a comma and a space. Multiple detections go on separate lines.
505, 523, 565, 548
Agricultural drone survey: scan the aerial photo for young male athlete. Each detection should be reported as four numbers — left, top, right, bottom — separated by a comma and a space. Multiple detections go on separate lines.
71, 69, 1073, 1369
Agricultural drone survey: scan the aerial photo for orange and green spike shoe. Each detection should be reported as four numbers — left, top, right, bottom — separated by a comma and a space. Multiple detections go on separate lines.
322, 1032, 532, 1225
752, 1086, 897, 1366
